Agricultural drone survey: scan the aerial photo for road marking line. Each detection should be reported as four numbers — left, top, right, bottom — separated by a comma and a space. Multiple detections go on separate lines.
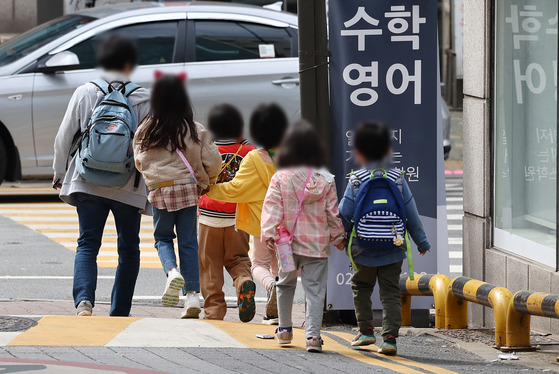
325, 331, 459, 374
447, 225, 462, 231
8, 315, 139, 347
449, 252, 463, 259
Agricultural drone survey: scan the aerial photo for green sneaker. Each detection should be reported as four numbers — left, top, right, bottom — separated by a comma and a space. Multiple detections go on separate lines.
351, 328, 376, 346
238, 280, 256, 323
378, 335, 397, 355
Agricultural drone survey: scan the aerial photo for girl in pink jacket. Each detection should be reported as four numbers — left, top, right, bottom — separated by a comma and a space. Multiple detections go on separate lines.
261, 122, 346, 353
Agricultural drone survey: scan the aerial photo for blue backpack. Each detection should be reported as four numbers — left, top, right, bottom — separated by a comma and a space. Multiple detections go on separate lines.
76, 79, 141, 188
348, 168, 414, 278
353, 168, 406, 249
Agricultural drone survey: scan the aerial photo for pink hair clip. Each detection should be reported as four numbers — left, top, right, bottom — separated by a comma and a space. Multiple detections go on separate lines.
154, 70, 164, 80
177, 72, 187, 83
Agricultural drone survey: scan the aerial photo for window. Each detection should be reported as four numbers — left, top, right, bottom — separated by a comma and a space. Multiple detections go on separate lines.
494, 0, 558, 265
67, 21, 179, 69
195, 21, 292, 62
0, 15, 94, 67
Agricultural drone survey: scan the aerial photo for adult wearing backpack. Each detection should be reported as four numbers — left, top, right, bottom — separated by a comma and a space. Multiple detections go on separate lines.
53, 35, 150, 317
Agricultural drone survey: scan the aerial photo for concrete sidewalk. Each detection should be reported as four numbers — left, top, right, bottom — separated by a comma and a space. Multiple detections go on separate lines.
0, 314, 547, 374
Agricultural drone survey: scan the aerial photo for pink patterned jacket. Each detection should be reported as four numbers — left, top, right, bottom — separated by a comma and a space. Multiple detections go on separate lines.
261, 167, 346, 258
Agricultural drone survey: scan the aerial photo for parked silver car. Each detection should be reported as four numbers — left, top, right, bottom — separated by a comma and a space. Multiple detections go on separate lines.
0, 2, 300, 183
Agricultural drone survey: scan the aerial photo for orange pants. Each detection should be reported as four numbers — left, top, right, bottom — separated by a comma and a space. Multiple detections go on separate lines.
198, 223, 253, 320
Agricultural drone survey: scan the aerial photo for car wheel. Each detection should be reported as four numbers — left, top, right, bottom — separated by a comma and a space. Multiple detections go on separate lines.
0, 138, 7, 184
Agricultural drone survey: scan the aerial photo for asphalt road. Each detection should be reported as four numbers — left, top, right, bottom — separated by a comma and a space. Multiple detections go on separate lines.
0, 191, 302, 312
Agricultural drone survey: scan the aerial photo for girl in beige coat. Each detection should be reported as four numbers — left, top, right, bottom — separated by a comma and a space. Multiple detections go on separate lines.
134, 74, 221, 319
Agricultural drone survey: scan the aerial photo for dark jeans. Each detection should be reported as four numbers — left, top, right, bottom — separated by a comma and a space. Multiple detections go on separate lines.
351, 261, 403, 337
73, 193, 141, 316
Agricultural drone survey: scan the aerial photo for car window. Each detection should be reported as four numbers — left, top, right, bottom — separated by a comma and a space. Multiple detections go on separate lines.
67, 21, 179, 69
195, 21, 292, 62
0, 15, 94, 67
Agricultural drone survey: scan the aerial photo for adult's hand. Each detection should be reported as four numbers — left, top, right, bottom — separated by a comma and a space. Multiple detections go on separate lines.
52, 176, 62, 190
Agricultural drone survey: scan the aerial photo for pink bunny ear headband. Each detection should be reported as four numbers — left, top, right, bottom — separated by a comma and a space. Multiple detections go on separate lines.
154, 70, 187, 82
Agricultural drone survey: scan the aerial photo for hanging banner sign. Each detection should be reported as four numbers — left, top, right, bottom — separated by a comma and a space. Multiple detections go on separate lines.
327, 0, 447, 310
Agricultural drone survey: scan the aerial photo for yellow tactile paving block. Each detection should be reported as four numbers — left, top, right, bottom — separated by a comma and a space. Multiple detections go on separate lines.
8, 316, 139, 347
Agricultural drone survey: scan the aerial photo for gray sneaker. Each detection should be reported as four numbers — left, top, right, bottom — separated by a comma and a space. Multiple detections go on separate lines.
76, 300, 92, 316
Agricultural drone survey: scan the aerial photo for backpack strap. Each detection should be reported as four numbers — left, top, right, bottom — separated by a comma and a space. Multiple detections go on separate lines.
290, 169, 312, 240
348, 223, 358, 271
124, 82, 141, 97
219, 145, 243, 174
90, 79, 110, 95
405, 230, 414, 280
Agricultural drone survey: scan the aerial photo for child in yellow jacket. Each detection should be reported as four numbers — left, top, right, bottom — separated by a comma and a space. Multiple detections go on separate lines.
207, 103, 288, 324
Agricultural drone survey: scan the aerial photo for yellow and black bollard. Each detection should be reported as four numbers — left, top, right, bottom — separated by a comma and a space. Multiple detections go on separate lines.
506, 291, 559, 350
445, 277, 512, 347
399, 274, 450, 328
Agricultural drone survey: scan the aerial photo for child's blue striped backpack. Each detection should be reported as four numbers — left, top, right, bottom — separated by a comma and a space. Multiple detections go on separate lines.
348, 167, 414, 278
351, 168, 406, 250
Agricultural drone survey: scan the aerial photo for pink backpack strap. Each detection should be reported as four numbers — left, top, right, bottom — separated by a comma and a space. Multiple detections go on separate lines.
290, 169, 312, 240
176, 148, 197, 184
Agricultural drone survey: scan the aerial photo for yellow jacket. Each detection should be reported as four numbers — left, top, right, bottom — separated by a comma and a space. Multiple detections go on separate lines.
206, 150, 275, 237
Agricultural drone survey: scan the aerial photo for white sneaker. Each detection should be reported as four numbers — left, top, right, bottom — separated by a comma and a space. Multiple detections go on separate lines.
181, 292, 201, 319
162, 268, 185, 307
262, 316, 279, 325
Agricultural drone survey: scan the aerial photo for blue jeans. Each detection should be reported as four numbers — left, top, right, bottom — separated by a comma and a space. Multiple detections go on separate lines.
153, 206, 200, 293
73, 193, 141, 316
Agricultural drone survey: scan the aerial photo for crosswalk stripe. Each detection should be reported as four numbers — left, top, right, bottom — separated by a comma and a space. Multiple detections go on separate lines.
449, 265, 463, 273
447, 214, 463, 220
449, 237, 463, 245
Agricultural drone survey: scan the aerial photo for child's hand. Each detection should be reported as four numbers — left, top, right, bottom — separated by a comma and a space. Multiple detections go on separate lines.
197, 186, 209, 196
266, 238, 276, 253
419, 249, 431, 256
335, 238, 348, 251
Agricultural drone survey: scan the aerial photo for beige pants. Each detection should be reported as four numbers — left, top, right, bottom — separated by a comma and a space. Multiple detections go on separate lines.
251, 237, 279, 292
198, 223, 253, 320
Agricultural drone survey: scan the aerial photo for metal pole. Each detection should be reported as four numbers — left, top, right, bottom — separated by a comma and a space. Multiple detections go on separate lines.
297, 0, 330, 164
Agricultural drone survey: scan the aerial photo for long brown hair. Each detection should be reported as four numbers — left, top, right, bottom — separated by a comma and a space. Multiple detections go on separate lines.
138, 74, 199, 151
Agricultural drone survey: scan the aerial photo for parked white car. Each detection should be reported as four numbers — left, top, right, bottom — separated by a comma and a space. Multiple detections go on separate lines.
0, 2, 299, 183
